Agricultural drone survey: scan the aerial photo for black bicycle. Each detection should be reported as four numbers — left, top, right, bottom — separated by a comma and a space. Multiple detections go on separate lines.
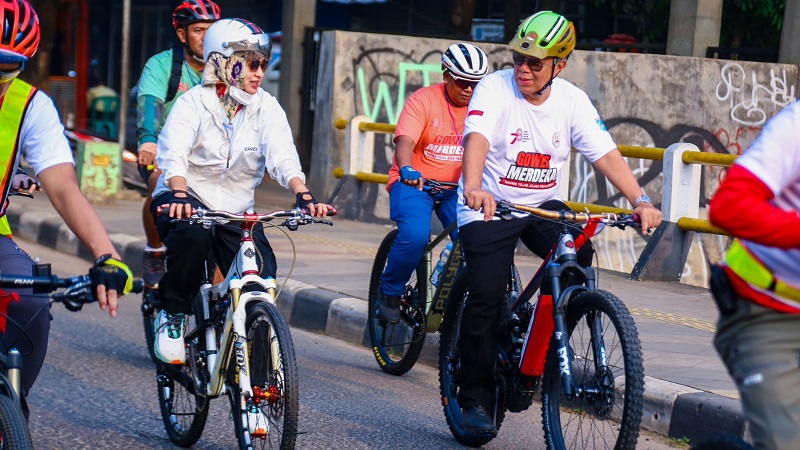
0, 260, 143, 449
439, 201, 645, 449
368, 180, 523, 376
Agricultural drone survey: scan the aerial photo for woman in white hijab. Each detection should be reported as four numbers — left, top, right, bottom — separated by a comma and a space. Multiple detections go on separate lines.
148, 18, 331, 367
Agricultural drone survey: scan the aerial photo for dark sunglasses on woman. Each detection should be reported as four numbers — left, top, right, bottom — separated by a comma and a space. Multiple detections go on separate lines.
247, 58, 269, 72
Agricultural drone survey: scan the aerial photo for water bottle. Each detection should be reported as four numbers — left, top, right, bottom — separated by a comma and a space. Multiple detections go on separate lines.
430, 242, 454, 287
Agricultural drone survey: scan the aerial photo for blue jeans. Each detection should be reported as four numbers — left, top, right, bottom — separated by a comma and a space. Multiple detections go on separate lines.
380, 182, 458, 296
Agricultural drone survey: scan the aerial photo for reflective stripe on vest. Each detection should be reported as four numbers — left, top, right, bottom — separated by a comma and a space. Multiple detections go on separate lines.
725, 239, 800, 303
0, 79, 36, 237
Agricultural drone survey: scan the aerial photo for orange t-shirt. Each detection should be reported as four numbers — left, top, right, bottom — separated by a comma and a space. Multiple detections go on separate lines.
387, 83, 467, 191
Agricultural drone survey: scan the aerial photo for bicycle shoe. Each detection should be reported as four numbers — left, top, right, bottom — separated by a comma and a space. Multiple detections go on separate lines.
378, 292, 401, 324
142, 249, 167, 288
461, 406, 497, 436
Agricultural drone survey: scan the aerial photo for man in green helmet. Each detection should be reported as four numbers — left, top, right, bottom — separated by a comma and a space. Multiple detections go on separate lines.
454, 11, 662, 436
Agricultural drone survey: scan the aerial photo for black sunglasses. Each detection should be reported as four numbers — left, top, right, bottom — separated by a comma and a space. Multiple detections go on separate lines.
246, 58, 269, 72
511, 51, 547, 72
448, 73, 479, 90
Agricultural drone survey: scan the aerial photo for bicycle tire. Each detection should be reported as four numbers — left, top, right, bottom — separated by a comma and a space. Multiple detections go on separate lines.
156, 311, 209, 448
141, 288, 158, 364
0, 394, 33, 449
438, 273, 506, 448
541, 289, 644, 450
367, 229, 427, 376
228, 301, 299, 450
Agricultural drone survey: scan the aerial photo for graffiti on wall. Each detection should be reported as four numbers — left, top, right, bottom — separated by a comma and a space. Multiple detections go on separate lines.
716, 63, 796, 127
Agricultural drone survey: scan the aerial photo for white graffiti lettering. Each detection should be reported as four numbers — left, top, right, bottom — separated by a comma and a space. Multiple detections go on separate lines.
716, 63, 796, 126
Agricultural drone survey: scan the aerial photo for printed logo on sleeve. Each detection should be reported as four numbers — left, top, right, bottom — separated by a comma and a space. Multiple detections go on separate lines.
595, 118, 608, 131
468, 110, 484, 116
499, 152, 557, 189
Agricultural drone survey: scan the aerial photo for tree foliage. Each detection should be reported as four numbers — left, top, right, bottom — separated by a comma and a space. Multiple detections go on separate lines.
592, 0, 785, 47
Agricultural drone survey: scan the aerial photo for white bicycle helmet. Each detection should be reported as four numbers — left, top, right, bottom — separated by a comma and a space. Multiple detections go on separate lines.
441, 43, 489, 81
203, 18, 271, 62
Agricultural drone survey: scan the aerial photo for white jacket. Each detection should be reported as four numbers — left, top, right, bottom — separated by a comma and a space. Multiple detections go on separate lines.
154, 84, 305, 213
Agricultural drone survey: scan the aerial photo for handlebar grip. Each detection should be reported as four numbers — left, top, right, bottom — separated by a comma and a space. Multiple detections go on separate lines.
130, 279, 144, 294
301, 206, 337, 217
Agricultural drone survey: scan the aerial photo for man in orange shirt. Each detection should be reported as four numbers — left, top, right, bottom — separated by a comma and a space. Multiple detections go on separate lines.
378, 43, 489, 323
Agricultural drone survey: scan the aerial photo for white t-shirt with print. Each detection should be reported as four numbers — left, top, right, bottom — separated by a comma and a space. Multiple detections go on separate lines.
457, 69, 616, 227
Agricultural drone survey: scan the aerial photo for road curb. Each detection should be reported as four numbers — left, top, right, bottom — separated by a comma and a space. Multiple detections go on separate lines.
7, 206, 746, 444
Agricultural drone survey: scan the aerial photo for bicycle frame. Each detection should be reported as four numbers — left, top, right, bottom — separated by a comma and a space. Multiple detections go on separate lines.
512, 225, 604, 397
423, 221, 462, 332
189, 219, 276, 398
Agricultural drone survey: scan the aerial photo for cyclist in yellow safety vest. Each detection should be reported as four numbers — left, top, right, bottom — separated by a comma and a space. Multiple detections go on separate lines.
709, 100, 800, 450
0, 0, 134, 417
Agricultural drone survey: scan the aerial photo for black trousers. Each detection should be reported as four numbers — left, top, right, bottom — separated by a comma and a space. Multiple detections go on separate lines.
150, 192, 277, 314
0, 237, 52, 417
456, 199, 593, 409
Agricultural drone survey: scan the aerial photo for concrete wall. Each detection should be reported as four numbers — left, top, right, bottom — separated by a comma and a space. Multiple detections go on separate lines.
310, 30, 799, 287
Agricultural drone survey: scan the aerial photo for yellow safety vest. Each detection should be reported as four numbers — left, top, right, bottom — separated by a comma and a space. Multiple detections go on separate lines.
725, 239, 800, 303
0, 79, 37, 237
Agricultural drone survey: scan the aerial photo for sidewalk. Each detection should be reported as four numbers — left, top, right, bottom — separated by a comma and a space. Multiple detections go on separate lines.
6, 181, 746, 444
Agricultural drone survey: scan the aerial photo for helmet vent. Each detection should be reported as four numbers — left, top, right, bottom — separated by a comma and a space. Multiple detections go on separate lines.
541, 16, 566, 46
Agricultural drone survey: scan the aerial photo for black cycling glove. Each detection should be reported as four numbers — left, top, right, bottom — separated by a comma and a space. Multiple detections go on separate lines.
88, 254, 133, 295
295, 191, 318, 210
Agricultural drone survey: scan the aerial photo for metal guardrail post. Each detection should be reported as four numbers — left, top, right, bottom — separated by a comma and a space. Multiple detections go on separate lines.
662, 143, 701, 222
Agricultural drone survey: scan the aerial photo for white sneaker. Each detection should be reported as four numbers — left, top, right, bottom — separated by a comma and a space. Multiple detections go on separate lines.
247, 406, 269, 437
153, 310, 186, 364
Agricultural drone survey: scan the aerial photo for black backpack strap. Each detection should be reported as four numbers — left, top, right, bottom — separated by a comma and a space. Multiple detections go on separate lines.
166, 46, 184, 103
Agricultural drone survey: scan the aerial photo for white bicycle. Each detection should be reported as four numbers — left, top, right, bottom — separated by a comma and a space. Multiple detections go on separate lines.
154, 207, 333, 450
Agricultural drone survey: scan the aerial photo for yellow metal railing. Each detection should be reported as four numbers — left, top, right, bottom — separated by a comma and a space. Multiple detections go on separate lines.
334, 118, 737, 236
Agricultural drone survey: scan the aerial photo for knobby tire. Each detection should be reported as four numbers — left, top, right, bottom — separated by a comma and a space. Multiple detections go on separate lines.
229, 301, 299, 450
0, 394, 32, 449
367, 229, 427, 376
541, 289, 644, 450
438, 273, 507, 448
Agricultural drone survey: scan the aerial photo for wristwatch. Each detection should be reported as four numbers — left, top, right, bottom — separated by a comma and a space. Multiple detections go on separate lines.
632, 194, 652, 208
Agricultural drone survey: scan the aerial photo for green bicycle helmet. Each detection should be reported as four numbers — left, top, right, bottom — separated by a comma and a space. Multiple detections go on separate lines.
509, 11, 576, 60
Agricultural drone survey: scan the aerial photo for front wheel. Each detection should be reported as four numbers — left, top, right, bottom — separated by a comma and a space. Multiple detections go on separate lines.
541, 290, 644, 450
367, 229, 427, 376
228, 301, 299, 450
0, 393, 33, 449
438, 273, 506, 448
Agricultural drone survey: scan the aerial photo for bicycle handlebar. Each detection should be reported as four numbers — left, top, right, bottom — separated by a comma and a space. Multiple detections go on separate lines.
496, 200, 641, 230
0, 273, 144, 311
185, 207, 337, 231
423, 179, 459, 196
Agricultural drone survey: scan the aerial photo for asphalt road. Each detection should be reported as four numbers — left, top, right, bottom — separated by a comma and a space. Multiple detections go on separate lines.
17, 239, 681, 450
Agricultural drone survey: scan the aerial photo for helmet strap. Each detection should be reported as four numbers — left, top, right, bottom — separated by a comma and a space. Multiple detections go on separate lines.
532, 59, 559, 96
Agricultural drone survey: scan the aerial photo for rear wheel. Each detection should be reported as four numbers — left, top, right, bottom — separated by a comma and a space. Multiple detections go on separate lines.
156, 313, 209, 447
228, 301, 299, 450
438, 273, 506, 448
0, 393, 33, 449
541, 289, 644, 450
367, 229, 427, 376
